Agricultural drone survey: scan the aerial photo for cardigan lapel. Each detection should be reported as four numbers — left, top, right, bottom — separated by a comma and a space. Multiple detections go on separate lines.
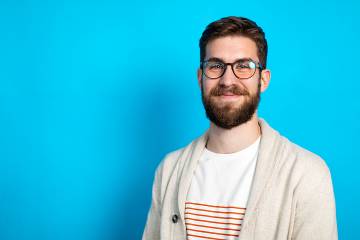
177, 131, 209, 224
240, 118, 282, 235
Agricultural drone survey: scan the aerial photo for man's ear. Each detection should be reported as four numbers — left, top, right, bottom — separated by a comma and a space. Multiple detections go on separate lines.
260, 69, 271, 93
197, 68, 203, 88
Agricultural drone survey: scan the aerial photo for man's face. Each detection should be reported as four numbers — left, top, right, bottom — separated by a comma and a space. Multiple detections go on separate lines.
198, 36, 266, 129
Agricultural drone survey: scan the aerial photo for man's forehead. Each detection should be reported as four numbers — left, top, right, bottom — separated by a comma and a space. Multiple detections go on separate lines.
205, 36, 258, 61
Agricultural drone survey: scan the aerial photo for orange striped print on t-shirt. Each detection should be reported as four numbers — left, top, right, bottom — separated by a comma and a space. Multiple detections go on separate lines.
185, 201, 246, 240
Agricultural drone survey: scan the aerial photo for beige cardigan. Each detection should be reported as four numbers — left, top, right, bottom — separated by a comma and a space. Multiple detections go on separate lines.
142, 119, 338, 240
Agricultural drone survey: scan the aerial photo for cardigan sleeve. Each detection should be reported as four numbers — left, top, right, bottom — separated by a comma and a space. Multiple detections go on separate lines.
292, 166, 338, 240
142, 161, 164, 240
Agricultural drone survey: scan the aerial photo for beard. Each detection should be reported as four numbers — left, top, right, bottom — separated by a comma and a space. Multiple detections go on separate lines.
201, 80, 261, 130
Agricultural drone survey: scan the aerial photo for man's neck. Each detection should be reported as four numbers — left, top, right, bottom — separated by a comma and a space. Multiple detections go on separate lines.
206, 115, 261, 154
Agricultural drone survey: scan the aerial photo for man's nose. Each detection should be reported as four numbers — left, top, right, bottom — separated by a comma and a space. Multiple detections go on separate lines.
219, 65, 237, 86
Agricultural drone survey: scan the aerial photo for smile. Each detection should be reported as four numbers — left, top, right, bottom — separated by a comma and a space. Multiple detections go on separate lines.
218, 94, 241, 101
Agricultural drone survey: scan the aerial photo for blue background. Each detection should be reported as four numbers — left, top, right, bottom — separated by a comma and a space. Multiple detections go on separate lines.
0, 0, 359, 239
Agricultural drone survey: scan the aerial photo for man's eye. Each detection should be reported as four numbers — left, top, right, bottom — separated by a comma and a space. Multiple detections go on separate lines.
236, 64, 250, 69
209, 64, 223, 69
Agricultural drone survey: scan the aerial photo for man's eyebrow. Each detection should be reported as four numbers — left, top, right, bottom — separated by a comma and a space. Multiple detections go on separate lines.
205, 57, 224, 62
204, 57, 255, 62
234, 57, 253, 62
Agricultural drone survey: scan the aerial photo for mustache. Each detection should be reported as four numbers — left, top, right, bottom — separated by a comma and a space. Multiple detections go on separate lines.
210, 85, 249, 96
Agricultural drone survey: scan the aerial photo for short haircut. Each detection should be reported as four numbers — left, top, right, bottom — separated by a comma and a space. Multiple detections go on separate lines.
199, 16, 268, 69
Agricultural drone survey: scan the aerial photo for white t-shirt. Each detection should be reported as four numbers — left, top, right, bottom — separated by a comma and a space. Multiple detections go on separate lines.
185, 137, 261, 239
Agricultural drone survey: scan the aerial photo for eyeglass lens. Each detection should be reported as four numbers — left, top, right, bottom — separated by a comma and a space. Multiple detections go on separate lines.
203, 59, 257, 79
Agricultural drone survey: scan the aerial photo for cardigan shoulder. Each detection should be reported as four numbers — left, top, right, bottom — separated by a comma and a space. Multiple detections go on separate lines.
159, 140, 194, 175
155, 137, 200, 195
281, 135, 330, 174
277, 135, 333, 196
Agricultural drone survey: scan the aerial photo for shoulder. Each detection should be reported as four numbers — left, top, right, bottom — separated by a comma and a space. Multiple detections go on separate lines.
279, 135, 333, 195
158, 148, 184, 173
260, 118, 331, 180
282, 136, 330, 175
154, 134, 204, 181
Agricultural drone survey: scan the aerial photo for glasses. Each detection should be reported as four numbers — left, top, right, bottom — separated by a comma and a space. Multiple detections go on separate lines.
201, 58, 263, 80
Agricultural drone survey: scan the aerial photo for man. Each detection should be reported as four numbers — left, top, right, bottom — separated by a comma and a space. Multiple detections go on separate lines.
142, 16, 338, 240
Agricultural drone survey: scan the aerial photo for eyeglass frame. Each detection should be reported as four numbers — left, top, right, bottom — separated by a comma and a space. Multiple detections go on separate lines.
200, 57, 263, 80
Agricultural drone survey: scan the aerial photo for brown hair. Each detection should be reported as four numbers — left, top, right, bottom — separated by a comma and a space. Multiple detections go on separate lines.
199, 16, 268, 69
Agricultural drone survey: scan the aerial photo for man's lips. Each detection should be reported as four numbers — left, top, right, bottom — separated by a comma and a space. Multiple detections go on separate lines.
217, 91, 242, 96
216, 93, 242, 100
